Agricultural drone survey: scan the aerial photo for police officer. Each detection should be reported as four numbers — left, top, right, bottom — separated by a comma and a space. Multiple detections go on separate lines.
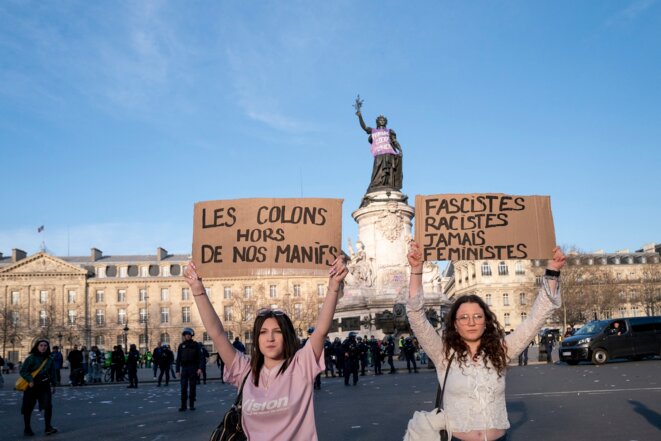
403, 337, 418, 373
356, 337, 369, 376
176, 328, 203, 411
342, 332, 360, 386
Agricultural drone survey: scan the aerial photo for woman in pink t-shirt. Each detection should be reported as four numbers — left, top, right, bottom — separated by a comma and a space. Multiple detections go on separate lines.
184, 257, 348, 441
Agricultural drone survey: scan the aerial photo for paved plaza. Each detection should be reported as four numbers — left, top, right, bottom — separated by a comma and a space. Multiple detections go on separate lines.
1, 356, 659, 441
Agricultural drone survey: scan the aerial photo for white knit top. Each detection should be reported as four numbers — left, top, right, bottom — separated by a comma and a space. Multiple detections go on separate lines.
406, 278, 561, 433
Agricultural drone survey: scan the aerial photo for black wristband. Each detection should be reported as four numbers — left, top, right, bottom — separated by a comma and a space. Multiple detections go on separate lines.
545, 269, 560, 277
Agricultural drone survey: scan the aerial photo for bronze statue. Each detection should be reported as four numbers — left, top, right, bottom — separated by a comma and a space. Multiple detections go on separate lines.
354, 96, 403, 205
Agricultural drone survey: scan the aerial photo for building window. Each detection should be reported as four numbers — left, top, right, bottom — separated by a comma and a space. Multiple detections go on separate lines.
294, 303, 302, 320
504, 313, 511, 326
139, 289, 147, 302
224, 287, 232, 299
118, 308, 127, 325
203, 332, 211, 342
39, 310, 48, 326
182, 288, 190, 300
227, 330, 234, 341
182, 306, 191, 323
485, 293, 492, 306
67, 290, 76, 304
160, 307, 170, 323
520, 312, 527, 323
161, 288, 169, 301
515, 262, 525, 275
317, 284, 326, 297
503, 293, 509, 306
139, 334, 147, 345
96, 309, 105, 325
96, 267, 106, 278
293, 284, 301, 297
244, 305, 254, 321
117, 335, 124, 346
68, 310, 77, 325
243, 286, 252, 299
39, 290, 48, 304
162, 266, 170, 277
270, 285, 277, 298
120, 266, 128, 278
535, 276, 543, 286
160, 333, 170, 344
141, 266, 149, 277
95, 335, 105, 346
139, 308, 148, 324
11, 311, 20, 326
244, 331, 253, 343
481, 262, 492, 276
519, 293, 527, 305
618, 307, 627, 317
224, 308, 233, 322
117, 289, 126, 303
498, 262, 508, 276
11, 291, 20, 305
96, 290, 105, 303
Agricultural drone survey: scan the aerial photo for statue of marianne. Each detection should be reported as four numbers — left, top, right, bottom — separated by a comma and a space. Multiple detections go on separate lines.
355, 99, 403, 205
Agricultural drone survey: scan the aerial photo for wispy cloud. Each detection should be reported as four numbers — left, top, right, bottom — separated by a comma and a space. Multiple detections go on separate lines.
604, 0, 657, 27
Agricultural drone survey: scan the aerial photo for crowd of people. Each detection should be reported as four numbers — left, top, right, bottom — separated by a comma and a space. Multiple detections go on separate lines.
13, 242, 567, 440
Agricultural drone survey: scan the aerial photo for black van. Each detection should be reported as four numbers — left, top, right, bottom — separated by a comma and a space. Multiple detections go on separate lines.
559, 316, 661, 365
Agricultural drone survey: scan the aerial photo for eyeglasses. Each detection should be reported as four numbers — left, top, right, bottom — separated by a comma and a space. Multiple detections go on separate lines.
456, 313, 485, 325
256, 308, 286, 317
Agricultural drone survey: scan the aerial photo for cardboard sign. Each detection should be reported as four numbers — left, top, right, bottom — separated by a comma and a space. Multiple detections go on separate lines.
414, 194, 556, 261
192, 198, 343, 278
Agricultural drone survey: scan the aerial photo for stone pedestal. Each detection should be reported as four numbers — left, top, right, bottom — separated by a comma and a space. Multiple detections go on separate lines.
331, 190, 447, 340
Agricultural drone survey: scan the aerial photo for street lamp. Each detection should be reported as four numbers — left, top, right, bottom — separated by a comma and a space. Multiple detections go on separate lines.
143, 294, 149, 351
123, 324, 129, 350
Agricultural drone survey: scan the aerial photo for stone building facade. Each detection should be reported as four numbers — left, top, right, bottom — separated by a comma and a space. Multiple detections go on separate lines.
0, 247, 327, 362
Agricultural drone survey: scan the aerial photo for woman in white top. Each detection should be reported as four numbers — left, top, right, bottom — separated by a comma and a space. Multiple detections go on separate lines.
407, 241, 566, 441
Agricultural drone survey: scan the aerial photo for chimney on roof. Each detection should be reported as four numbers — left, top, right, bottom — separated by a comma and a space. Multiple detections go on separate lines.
157, 247, 168, 261
0, 252, 3, 259
615, 249, 630, 254
91, 248, 103, 261
12, 249, 27, 262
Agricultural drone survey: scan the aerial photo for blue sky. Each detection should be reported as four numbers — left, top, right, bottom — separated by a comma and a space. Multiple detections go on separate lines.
1, 1, 659, 258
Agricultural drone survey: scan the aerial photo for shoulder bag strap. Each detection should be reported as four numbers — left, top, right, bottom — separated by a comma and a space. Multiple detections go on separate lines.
435, 353, 455, 411
31, 358, 49, 378
234, 370, 251, 408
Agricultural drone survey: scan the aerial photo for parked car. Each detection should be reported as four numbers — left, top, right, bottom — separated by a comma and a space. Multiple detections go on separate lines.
559, 316, 661, 365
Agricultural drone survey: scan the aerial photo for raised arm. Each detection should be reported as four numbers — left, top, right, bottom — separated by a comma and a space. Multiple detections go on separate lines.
406, 241, 446, 367
505, 247, 566, 358
309, 256, 348, 361
356, 110, 372, 134
184, 262, 236, 367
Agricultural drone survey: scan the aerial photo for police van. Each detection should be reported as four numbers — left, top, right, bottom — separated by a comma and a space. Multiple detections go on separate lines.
559, 316, 661, 365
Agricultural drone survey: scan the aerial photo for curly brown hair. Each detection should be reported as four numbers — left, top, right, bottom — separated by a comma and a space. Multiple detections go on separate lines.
443, 294, 509, 376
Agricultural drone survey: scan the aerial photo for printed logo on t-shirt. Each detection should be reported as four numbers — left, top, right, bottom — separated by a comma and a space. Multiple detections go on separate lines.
243, 396, 289, 415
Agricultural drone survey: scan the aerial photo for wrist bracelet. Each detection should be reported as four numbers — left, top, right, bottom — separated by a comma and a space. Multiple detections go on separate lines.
193, 291, 207, 297
545, 269, 561, 277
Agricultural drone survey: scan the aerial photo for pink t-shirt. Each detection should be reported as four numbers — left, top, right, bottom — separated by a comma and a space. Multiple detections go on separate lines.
224, 343, 325, 441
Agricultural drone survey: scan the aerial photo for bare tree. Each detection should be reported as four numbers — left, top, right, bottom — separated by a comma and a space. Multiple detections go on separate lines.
638, 263, 661, 316
0, 299, 25, 359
